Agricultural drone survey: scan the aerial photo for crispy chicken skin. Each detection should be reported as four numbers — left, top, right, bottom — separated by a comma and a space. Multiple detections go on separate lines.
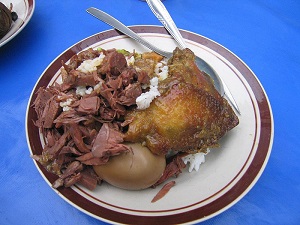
124, 48, 239, 155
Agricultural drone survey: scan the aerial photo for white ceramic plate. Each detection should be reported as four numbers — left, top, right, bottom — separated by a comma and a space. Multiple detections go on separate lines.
0, 0, 35, 47
26, 26, 273, 224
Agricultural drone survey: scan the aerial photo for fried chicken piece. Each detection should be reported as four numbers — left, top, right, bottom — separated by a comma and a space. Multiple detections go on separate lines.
124, 48, 239, 155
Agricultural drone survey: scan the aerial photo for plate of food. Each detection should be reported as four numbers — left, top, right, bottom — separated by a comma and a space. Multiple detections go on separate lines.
26, 26, 273, 224
0, 0, 35, 47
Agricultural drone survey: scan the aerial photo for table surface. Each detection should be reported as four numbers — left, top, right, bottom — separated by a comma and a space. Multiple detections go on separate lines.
1, 0, 299, 224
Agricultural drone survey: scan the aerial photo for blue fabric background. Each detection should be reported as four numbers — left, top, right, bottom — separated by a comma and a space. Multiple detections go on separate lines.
0, 0, 299, 224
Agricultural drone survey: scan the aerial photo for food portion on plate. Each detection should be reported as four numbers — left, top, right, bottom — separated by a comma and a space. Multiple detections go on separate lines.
31, 47, 239, 198
0, 2, 18, 39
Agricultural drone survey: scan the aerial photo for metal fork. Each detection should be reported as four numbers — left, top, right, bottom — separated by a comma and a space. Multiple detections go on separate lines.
87, 7, 240, 114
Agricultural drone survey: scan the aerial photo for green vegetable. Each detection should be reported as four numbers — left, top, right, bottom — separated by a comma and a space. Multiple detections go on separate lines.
117, 49, 130, 55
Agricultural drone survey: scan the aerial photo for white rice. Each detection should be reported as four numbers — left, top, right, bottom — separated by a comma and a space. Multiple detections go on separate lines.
136, 77, 160, 110
59, 98, 73, 112
85, 87, 93, 95
135, 60, 168, 110
126, 55, 135, 66
62, 85, 96, 111
75, 86, 88, 96
72, 50, 169, 111
93, 82, 102, 92
65, 50, 208, 173
77, 52, 105, 73
154, 60, 168, 81
76, 86, 93, 96
182, 149, 210, 172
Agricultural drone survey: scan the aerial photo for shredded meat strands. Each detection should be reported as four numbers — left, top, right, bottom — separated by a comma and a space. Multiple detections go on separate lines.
31, 48, 174, 191
151, 181, 176, 203
32, 47, 238, 203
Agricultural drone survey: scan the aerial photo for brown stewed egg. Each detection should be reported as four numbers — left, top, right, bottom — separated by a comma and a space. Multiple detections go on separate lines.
93, 143, 166, 190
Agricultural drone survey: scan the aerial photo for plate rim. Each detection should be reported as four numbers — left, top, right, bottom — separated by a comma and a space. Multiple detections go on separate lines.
25, 25, 274, 224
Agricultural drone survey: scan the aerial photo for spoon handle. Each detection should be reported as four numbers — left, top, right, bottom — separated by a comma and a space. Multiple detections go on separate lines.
146, 0, 186, 49
145, 0, 240, 114
86, 7, 171, 58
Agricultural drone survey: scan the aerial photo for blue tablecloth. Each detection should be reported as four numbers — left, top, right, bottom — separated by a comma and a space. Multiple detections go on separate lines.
1, 0, 299, 224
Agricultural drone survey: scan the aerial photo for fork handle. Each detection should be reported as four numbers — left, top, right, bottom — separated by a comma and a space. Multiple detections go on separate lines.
87, 7, 171, 58
146, 0, 187, 49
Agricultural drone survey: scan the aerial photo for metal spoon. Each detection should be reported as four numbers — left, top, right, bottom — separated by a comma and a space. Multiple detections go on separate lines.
86, 7, 222, 92
145, 0, 240, 114
86, 7, 240, 114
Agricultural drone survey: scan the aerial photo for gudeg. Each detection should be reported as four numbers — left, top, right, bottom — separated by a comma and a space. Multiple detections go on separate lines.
93, 143, 166, 190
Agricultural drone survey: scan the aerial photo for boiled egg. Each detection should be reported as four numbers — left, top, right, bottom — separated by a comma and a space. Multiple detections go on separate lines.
93, 143, 166, 190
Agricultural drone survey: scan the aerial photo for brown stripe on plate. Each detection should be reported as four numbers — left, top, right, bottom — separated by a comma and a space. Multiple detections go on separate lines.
26, 26, 273, 225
